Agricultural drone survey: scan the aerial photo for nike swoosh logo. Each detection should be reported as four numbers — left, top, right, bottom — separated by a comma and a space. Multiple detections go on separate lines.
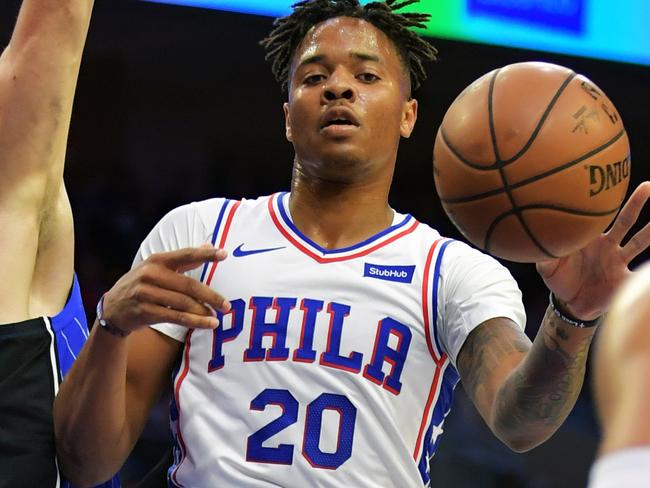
232, 244, 286, 257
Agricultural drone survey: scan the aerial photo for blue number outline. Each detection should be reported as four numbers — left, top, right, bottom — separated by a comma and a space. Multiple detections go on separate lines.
246, 389, 299, 465
246, 389, 357, 469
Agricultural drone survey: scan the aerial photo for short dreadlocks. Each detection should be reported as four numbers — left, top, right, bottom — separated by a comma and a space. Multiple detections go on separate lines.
260, 0, 437, 92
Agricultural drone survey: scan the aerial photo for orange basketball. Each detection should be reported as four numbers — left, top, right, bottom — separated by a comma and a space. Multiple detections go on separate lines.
433, 61, 630, 262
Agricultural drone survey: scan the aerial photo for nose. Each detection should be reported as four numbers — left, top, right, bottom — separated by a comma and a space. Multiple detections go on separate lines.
322, 71, 356, 103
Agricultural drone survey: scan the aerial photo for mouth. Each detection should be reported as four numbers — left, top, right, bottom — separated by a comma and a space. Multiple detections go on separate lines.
322, 118, 359, 128
320, 108, 360, 131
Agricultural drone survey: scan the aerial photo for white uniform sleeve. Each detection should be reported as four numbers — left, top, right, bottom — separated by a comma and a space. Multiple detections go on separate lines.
133, 200, 225, 342
589, 448, 650, 488
437, 241, 527, 368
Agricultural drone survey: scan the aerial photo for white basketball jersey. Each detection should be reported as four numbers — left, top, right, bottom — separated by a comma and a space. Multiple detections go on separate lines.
139, 193, 526, 488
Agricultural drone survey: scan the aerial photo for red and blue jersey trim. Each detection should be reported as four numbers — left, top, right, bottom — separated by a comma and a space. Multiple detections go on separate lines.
268, 192, 419, 263
199, 199, 241, 283
169, 198, 241, 487
421, 238, 453, 363
415, 237, 460, 484
416, 364, 459, 485
169, 330, 194, 488
430, 239, 454, 359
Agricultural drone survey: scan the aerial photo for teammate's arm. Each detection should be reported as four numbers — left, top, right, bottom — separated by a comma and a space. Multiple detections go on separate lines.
457, 182, 650, 452
0, 0, 94, 320
54, 246, 230, 486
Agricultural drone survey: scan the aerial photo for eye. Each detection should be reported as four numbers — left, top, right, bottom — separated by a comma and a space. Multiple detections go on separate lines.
304, 74, 326, 85
358, 72, 380, 83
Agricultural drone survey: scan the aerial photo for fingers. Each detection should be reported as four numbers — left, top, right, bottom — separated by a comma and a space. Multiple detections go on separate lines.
139, 264, 231, 313
138, 302, 219, 330
102, 246, 232, 333
535, 259, 560, 279
621, 220, 650, 264
148, 246, 227, 273
135, 282, 218, 318
606, 181, 650, 246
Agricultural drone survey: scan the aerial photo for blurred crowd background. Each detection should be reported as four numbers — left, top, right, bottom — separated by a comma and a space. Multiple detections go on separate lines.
1, 1, 648, 486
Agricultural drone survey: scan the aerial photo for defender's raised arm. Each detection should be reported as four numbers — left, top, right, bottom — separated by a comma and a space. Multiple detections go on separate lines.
0, 0, 94, 321
0, 2, 105, 487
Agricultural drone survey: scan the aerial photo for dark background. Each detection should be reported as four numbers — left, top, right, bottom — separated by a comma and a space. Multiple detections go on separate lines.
1, 0, 649, 486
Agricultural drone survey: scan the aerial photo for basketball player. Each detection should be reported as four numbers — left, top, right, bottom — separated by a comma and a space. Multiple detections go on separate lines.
588, 261, 650, 488
54, 1, 650, 486
0, 0, 118, 486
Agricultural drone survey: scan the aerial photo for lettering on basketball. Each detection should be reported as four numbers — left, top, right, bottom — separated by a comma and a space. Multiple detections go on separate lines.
600, 103, 619, 124
207, 296, 412, 395
587, 157, 630, 196
580, 81, 602, 100
572, 104, 599, 134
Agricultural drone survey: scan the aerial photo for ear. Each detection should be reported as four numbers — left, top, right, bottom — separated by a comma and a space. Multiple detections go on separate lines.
283, 102, 293, 142
400, 98, 418, 138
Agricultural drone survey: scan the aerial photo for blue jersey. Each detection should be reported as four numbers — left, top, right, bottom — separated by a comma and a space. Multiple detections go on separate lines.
0, 274, 120, 488
51, 274, 91, 378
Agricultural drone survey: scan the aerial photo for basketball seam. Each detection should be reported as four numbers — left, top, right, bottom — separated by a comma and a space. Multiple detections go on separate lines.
439, 128, 495, 170
501, 204, 620, 216
483, 203, 620, 257
439, 70, 577, 172
440, 129, 627, 204
487, 69, 558, 259
502, 71, 577, 165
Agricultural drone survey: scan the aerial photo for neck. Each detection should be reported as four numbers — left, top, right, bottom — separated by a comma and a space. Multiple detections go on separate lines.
289, 165, 395, 250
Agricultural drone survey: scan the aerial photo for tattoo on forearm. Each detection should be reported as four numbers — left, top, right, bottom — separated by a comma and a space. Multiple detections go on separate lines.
459, 320, 530, 405
496, 307, 594, 437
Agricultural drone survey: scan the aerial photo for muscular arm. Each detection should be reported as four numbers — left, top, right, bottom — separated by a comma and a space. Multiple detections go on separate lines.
55, 325, 182, 487
0, 0, 94, 320
54, 247, 228, 486
457, 309, 595, 452
0, 0, 93, 185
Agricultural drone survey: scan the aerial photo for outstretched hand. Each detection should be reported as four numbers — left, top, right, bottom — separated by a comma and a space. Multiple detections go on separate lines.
101, 245, 231, 334
536, 181, 650, 321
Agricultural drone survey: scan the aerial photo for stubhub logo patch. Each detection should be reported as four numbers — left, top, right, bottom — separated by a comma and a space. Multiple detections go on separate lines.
364, 263, 416, 284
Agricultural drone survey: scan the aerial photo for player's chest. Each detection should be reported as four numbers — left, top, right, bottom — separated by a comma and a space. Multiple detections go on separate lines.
194, 248, 429, 395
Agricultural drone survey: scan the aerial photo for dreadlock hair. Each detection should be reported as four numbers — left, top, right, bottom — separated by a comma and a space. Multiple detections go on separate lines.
260, 0, 437, 92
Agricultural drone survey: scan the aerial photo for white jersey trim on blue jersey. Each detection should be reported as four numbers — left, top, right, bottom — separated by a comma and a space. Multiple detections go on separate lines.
43, 316, 62, 488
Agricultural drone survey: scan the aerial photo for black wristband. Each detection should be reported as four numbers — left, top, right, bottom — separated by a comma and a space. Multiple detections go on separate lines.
96, 294, 131, 337
549, 292, 601, 328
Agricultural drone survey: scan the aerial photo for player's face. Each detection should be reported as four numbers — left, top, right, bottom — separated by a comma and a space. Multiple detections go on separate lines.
284, 16, 418, 183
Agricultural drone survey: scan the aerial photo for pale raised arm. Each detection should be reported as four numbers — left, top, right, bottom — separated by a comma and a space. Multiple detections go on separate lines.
0, 0, 94, 320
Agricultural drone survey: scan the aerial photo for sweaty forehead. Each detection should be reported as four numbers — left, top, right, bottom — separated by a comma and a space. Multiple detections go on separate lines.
292, 16, 400, 68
